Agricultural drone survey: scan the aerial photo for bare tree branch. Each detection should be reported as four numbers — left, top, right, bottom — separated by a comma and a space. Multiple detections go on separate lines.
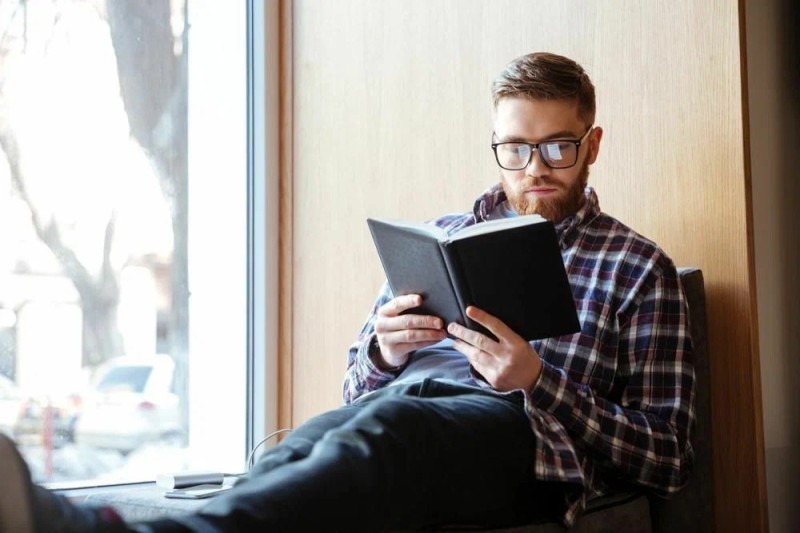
0, 129, 88, 287
104, 0, 189, 436
0, 1, 124, 365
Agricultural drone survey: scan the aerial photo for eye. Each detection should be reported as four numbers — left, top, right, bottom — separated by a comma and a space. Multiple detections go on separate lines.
501, 143, 530, 157
543, 142, 574, 162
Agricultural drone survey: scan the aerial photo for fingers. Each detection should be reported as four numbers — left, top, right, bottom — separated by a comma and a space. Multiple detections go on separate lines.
464, 306, 515, 342
378, 294, 423, 317
446, 320, 498, 353
374, 294, 447, 364
450, 337, 494, 369
376, 326, 446, 369
447, 320, 498, 375
448, 309, 543, 392
386, 330, 445, 354
375, 313, 443, 334
376, 294, 442, 334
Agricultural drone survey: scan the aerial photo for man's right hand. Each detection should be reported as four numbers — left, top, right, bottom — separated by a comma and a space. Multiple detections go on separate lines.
373, 294, 447, 369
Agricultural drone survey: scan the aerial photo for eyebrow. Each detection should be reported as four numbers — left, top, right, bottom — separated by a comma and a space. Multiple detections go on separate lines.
496, 129, 581, 143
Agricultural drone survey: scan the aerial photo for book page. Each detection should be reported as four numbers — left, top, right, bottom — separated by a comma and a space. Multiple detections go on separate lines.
450, 214, 545, 241
369, 218, 449, 241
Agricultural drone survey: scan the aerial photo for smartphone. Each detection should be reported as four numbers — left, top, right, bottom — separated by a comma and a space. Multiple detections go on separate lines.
163, 484, 233, 500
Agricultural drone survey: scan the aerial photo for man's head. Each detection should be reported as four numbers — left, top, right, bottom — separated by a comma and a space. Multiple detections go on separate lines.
491, 52, 602, 222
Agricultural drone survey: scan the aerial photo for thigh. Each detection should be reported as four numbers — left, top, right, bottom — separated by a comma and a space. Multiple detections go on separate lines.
338, 388, 539, 528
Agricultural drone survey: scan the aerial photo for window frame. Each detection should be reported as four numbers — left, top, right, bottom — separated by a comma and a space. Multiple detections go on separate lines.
246, 0, 280, 464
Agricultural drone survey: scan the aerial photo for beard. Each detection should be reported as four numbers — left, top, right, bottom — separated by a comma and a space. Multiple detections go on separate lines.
501, 160, 590, 222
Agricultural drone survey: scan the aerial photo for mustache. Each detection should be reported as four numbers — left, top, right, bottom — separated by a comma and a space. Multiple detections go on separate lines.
518, 177, 561, 190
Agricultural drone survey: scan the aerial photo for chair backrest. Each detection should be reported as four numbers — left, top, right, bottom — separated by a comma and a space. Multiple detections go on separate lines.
649, 268, 714, 532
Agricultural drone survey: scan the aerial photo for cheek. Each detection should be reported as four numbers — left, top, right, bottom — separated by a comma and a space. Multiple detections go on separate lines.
501, 170, 526, 188
550, 170, 580, 189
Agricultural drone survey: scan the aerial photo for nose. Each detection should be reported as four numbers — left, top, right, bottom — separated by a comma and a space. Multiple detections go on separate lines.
524, 147, 551, 178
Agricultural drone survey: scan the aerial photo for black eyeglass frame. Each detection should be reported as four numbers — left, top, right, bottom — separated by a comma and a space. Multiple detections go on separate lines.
491, 125, 594, 170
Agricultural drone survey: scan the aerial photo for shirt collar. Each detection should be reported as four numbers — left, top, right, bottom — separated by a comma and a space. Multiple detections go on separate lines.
473, 184, 601, 248
472, 183, 507, 222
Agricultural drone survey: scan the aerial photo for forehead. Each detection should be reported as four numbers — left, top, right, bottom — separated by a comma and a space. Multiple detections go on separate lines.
493, 97, 584, 140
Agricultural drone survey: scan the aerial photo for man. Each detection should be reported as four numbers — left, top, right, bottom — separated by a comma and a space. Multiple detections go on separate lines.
0, 52, 695, 532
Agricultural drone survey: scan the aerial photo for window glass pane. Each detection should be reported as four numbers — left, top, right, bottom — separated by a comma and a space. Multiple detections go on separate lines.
96, 367, 152, 394
0, 0, 249, 485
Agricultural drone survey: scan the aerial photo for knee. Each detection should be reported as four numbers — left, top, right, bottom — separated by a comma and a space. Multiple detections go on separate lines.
248, 437, 315, 477
351, 396, 427, 433
318, 397, 423, 453
343, 397, 440, 455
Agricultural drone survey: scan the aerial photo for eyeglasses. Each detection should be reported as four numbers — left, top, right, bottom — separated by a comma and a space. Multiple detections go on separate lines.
491, 125, 593, 170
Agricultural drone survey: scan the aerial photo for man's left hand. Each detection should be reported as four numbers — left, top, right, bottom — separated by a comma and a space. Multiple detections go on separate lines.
448, 306, 543, 392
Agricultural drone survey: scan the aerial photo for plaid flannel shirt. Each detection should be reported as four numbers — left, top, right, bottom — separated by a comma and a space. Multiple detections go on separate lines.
343, 185, 696, 527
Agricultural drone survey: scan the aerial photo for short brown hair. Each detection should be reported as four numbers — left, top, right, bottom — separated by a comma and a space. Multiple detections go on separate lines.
492, 52, 596, 125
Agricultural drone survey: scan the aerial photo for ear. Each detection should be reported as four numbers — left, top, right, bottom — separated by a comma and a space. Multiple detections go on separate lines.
586, 127, 603, 165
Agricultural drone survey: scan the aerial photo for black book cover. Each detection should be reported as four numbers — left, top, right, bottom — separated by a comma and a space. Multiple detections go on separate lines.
367, 217, 580, 341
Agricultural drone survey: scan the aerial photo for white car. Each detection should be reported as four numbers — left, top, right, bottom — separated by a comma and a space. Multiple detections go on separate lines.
75, 354, 183, 454
0, 375, 23, 437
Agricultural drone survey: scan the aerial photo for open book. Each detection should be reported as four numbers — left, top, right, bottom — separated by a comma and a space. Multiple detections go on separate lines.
367, 215, 580, 341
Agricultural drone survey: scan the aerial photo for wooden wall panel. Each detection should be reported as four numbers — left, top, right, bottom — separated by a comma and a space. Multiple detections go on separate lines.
278, 0, 294, 433
281, 1, 766, 530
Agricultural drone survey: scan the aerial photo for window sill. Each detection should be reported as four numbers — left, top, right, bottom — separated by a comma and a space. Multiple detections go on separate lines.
56, 476, 239, 523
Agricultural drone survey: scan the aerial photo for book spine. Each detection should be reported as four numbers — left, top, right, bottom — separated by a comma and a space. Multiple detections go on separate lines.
441, 240, 497, 341
439, 241, 471, 328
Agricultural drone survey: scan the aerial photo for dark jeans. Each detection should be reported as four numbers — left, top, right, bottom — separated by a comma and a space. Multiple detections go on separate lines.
150, 379, 565, 532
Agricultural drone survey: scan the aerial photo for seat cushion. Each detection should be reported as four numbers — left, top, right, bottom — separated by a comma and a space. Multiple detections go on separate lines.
433, 491, 651, 532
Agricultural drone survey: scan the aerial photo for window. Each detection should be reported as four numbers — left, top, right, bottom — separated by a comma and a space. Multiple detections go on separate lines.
96, 366, 152, 394
0, 0, 274, 486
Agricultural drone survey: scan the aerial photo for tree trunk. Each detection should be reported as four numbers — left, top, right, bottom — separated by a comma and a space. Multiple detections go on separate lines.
105, 0, 190, 439
0, 122, 124, 367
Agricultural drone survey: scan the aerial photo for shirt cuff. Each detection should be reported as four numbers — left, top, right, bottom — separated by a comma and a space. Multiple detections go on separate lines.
527, 360, 571, 413
362, 334, 406, 376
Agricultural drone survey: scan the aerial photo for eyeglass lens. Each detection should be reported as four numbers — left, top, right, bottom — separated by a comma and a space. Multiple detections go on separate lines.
496, 141, 578, 170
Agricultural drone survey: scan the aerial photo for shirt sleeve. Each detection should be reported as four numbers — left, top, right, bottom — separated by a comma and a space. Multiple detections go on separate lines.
342, 282, 405, 404
527, 262, 696, 494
